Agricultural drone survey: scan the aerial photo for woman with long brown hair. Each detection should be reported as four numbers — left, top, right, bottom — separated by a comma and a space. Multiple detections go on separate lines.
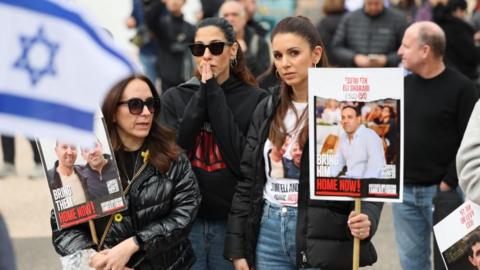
51, 75, 201, 270
225, 16, 383, 270
160, 17, 267, 270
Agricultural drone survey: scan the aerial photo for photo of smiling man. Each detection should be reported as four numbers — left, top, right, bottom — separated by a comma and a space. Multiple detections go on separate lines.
334, 105, 386, 178
79, 138, 119, 200
47, 141, 87, 207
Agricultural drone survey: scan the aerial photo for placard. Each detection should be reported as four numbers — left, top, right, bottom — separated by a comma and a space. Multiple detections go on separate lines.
38, 116, 125, 229
308, 68, 403, 202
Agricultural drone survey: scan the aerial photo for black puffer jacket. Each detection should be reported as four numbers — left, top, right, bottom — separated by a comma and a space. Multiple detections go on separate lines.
51, 153, 201, 270
225, 95, 383, 269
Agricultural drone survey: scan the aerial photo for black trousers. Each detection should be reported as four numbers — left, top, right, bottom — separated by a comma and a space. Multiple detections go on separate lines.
1, 136, 41, 164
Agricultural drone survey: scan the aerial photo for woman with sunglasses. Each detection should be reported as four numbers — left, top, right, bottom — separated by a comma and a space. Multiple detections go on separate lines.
51, 75, 201, 270
160, 17, 268, 270
224, 16, 383, 270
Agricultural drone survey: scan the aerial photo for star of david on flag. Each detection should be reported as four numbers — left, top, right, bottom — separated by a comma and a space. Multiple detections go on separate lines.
13, 25, 60, 86
0, 0, 138, 145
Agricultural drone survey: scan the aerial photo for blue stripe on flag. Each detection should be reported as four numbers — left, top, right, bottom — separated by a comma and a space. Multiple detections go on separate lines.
0, 92, 93, 131
0, 0, 135, 73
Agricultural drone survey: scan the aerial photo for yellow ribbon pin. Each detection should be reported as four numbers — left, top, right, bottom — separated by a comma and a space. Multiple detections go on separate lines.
114, 213, 123, 222
141, 150, 150, 164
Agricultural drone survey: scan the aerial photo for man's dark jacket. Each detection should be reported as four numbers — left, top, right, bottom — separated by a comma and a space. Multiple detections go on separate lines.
78, 155, 118, 200
244, 26, 270, 77
145, 2, 195, 90
436, 14, 480, 79
332, 8, 407, 67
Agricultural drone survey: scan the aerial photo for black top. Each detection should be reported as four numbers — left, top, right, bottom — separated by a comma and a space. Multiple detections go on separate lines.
247, 19, 268, 37
115, 149, 142, 186
435, 14, 480, 79
144, 3, 195, 90
316, 11, 347, 67
244, 26, 270, 77
160, 76, 268, 219
404, 67, 479, 187
200, 0, 224, 18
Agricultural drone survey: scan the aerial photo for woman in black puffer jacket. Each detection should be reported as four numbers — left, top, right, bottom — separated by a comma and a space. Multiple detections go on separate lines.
51, 74, 201, 270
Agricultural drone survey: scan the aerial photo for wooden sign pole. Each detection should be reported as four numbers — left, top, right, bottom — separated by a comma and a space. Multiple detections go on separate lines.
352, 198, 361, 270
89, 220, 98, 245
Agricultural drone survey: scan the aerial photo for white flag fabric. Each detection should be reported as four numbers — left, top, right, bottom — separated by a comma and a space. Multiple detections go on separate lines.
0, 0, 137, 145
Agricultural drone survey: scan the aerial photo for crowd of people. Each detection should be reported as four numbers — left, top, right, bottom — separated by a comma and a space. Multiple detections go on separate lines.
3, 0, 480, 269
123, 0, 480, 88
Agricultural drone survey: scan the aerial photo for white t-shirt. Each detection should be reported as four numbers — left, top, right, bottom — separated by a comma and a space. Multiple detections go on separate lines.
263, 101, 307, 207
60, 172, 87, 206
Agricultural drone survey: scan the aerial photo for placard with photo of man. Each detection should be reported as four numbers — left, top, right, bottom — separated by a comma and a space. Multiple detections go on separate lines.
434, 200, 480, 269
308, 68, 403, 202
38, 117, 126, 229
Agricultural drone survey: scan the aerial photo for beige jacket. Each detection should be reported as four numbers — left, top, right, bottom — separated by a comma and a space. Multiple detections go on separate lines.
457, 100, 480, 204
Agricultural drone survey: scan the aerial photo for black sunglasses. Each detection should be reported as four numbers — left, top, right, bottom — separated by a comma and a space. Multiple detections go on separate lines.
117, 97, 160, 115
188, 41, 231, 57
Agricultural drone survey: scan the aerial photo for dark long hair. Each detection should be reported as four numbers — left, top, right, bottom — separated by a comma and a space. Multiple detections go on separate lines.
268, 16, 330, 151
193, 17, 258, 86
102, 74, 179, 173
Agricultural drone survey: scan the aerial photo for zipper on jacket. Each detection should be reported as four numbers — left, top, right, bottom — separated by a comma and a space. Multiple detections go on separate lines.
301, 250, 308, 265
297, 142, 309, 268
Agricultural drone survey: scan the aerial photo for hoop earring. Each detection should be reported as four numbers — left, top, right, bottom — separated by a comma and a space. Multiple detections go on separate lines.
230, 57, 238, 67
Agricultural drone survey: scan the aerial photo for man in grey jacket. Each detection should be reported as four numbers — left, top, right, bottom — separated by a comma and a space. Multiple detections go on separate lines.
332, 0, 407, 67
457, 101, 480, 205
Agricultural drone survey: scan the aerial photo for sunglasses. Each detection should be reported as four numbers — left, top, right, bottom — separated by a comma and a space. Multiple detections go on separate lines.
188, 41, 231, 57
118, 97, 160, 115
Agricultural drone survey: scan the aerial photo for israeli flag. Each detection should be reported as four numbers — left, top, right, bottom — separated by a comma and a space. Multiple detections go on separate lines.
0, 0, 137, 144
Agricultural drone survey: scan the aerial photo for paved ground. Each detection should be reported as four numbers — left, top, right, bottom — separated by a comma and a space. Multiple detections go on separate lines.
0, 137, 403, 270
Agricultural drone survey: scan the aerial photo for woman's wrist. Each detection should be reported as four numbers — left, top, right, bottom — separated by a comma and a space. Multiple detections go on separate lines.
128, 236, 140, 253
